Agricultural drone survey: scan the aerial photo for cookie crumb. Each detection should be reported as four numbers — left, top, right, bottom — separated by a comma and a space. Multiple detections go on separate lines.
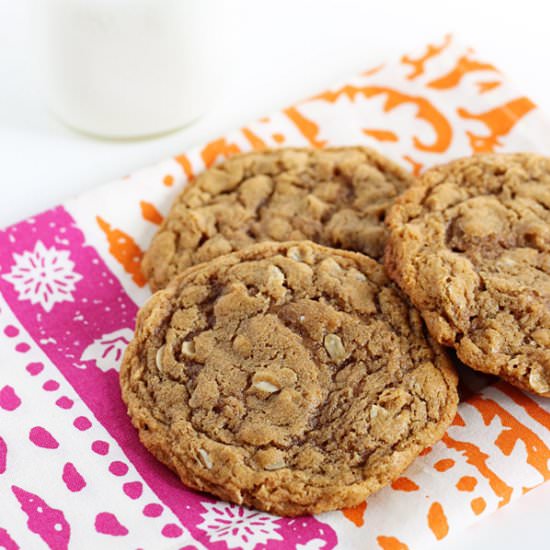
155, 345, 165, 372
324, 334, 346, 363
287, 247, 303, 262
198, 448, 213, 469
181, 340, 195, 357
370, 404, 387, 420
253, 380, 280, 394
264, 460, 286, 471
529, 370, 550, 394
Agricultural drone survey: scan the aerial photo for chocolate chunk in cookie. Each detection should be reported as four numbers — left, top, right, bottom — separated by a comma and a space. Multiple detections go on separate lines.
122, 241, 458, 515
386, 153, 550, 396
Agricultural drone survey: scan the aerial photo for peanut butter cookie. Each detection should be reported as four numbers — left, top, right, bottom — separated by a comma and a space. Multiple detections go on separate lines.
142, 147, 414, 290
386, 153, 550, 396
122, 241, 458, 515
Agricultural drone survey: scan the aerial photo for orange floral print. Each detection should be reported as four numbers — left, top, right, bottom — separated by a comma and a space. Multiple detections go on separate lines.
428, 55, 497, 89
342, 501, 367, 527
456, 476, 478, 492
96, 217, 146, 287
469, 394, 550, 483
470, 497, 487, 515
362, 64, 385, 77
442, 433, 513, 507
452, 413, 466, 427
363, 129, 399, 142
377, 535, 409, 550
401, 34, 452, 80
315, 85, 452, 153
241, 127, 267, 150
477, 80, 502, 94
200, 138, 241, 168
402, 155, 423, 176
139, 201, 163, 225
391, 477, 419, 492
427, 502, 449, 540
458, 97, 536, 153
283, 107, 327, 148
419, 446, 432, 456
434, 459, 455, 472
174, 153, 194, 180
495, 382, 550, 431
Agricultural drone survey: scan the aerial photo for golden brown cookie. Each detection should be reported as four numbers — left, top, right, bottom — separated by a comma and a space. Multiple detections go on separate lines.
385, 153, 550, 397
142, 147, 414, 290
122, 241, 458, 515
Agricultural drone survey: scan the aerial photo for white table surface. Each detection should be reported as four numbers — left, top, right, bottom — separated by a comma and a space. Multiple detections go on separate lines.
1, 1, 549, 548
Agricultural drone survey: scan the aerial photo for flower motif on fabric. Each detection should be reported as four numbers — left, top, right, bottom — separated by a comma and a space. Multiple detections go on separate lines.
80, 328, 134, 372
197, 502, 283, 550
2, 241, 82, 312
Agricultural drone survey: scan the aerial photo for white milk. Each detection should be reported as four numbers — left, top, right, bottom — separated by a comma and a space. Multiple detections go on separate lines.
32, 0, 221, 138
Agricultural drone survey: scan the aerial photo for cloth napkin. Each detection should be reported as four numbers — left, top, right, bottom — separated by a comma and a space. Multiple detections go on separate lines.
0, 35, 549, 550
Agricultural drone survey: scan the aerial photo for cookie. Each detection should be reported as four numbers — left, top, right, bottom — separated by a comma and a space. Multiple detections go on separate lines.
122, 241, 458, 515
142, 147, 414, 290
385, 153, 550, 396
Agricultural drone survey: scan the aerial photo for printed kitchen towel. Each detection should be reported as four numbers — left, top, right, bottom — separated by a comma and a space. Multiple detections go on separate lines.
0, 35, 549, 550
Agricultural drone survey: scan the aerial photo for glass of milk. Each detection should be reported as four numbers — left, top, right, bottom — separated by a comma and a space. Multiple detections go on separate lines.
32, 0, 221, 139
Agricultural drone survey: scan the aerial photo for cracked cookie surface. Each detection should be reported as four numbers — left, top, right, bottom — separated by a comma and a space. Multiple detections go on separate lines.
385, 153, 550, 396
142, 147, 414, 290
121, 241, 458, 515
